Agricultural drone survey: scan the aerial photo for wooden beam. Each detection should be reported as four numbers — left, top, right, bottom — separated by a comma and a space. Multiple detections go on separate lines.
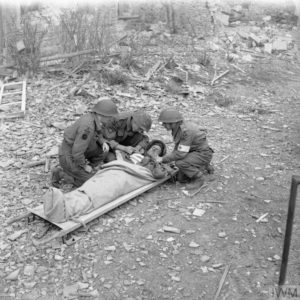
2, 91, 23, 96
21, 80, 26, 111
0, 83, 4, 105
0, 111, 25, 119
40, 49, 97, 63
213, 265, 231, 300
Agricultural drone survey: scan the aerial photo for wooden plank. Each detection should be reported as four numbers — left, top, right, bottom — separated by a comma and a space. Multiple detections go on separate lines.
21, 80, 26, 111
2, 81, 23, 88
0, 84, 4, 105
213, 265, 231, 300
0, 101, 22, 108
0, 111, 25, 119
2, 91, 23, 96
5, 212, 32, 225
40, 49, 97, 63
28, 175, 172, 243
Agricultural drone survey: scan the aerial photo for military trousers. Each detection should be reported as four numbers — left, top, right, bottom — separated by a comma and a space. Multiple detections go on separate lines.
59, 141, 104, 187
175, 148, 213, 179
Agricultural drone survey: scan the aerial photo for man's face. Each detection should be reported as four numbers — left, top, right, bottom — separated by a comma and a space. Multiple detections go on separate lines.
147, 144, 162, 159
131, 119, 144, 133
98, 115, 111, 125
162, 122, 173, 131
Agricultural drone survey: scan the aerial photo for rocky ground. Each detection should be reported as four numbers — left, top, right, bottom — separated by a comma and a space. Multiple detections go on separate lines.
0, 16, 300, 300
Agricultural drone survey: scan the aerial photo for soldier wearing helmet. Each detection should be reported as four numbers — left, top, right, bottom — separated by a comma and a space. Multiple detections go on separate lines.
103, 111, 152, 160
51, 99, 119, 187
157, 108, 214, 188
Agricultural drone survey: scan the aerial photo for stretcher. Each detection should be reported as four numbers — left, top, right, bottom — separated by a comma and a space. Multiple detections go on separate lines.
6, 174, 175, 246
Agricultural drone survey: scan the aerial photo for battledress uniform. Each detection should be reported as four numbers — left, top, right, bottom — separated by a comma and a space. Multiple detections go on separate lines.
161, 122, 213, 179
104, 112, 150, 155
59, 112, 107, 187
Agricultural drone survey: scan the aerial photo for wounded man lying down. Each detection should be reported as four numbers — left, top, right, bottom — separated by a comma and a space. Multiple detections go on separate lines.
44, 140, 176, 223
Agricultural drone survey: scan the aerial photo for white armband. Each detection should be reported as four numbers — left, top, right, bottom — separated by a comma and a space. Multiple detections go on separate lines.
178, 144, 190, 152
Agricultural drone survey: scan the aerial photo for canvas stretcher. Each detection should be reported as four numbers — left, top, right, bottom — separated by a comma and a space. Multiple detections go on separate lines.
6, 174, 174, 246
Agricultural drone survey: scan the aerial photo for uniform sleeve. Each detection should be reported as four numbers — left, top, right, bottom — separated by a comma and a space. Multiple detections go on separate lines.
162, 130, 192, 163
107, 139, 119, 150
136, 134, 149, 150
72, 126, 93, 167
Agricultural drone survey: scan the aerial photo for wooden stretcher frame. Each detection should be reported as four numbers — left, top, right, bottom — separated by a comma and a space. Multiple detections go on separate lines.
7, 174, 175, 246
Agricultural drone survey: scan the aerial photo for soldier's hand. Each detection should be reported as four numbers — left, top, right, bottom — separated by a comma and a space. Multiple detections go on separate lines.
156, 156, 163, 163
84, 165, 93, 173
123, 146, 136, 155
102, 142, 109, 153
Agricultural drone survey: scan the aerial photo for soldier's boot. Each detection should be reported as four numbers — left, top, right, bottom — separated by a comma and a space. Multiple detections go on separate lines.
186, 171, 204, 190
176, 170, 190, 184
206, 164, 214, 174
60, 172, 75, 185
51, 167, 63, 188
51, 167, 75, 187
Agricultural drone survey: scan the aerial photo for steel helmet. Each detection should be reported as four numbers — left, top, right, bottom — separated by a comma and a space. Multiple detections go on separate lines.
145, 139, 167, 157
92, 99, 118, 116
132, 112, 152, 132
158, 109, 183, 123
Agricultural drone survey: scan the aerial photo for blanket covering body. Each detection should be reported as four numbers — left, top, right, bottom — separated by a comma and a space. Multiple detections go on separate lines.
44, 161, 156, 223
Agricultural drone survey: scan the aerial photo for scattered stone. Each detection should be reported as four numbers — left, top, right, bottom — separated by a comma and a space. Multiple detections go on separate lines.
63, 284, 78, 298
256, 177, 265, 181
7, 229, 28, 241
189, 241, 200, 248
21, 198, 33, 205
0, 241, 10, 251
171, 276, 181, 282
163, 226, 181, 234
166, 237, 175, 242
0, 159, 14, 168
89, 290, 99, 297
103, 283, 112, 289
23, 265, 35, 277
201, 255, 210, 263
201, 266, 208, 273
54, 255, 64, 261
193, 208, 206, 217
23, 281, 37, 289
218, 231, 227, 238
272, 38, 288, 51
273, 255, 281, 261
212, 263, 223, 269
124, 280, 131, 286
160, 253, 168, 258
77, 282, 89, 289
146, 235, 153, 240
123, 242, 133, 252
264, 43, 273, 54
124, 217, 135, 224
106, 254, 113, 261
104, 246, 116, 251
36, 266, 48, 274
137, 279, 145, 286
5, 269, 20, 280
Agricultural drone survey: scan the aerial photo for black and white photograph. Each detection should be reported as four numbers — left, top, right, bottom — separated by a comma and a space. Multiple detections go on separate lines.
0, 0, 299, 299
